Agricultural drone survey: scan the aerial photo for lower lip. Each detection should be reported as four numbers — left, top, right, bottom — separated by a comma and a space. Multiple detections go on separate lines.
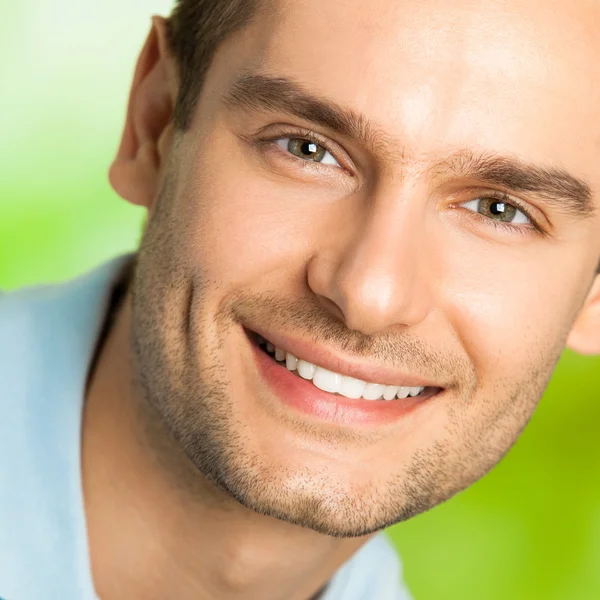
249, 338, 433, 427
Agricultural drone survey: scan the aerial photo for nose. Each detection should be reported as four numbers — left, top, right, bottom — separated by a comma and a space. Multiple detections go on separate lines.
307, 190, 434, 335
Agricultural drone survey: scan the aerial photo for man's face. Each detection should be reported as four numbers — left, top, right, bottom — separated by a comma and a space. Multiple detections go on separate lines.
129, 0, 600, 536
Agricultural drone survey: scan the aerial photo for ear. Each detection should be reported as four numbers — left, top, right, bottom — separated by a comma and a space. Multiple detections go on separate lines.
566, 274, 600, 355
109, 16, 178, 210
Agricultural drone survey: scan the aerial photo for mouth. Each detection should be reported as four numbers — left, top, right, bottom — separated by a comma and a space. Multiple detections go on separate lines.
244, 327, 444, 426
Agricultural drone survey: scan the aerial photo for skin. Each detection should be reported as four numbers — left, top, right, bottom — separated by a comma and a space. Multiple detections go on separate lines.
83, 0, 600, 598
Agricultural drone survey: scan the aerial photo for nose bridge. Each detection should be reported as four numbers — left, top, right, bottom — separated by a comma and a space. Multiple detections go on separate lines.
329, 186, 432, 334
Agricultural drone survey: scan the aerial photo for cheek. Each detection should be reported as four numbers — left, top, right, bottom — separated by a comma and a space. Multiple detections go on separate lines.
177, 136, 337, 291
437, 233, 588, 381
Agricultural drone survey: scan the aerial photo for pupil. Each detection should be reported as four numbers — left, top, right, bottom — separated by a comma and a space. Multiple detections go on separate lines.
490, 201, 505, 215
302, 141, 317, 156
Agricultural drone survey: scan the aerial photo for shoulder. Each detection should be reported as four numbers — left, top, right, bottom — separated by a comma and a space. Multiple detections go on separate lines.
0, 258, 132, 600
325, 534, 414, 600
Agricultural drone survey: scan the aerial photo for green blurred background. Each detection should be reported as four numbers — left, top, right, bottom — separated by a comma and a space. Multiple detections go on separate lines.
1, 1, 599, 598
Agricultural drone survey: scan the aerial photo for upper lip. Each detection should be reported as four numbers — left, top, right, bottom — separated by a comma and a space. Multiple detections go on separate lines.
246, 324, 446, 389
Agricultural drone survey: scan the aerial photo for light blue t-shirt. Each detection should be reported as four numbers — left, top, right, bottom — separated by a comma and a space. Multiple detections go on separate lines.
0, 256, 413, 600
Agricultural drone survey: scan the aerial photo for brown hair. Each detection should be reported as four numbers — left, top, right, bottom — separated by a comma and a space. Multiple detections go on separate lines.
167, 0, 261, 130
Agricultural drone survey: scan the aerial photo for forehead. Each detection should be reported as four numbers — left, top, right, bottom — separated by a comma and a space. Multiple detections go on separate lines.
214, 0, 600, 184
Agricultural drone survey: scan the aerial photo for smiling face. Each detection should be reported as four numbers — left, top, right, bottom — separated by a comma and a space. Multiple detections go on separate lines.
121, 0, 600, 537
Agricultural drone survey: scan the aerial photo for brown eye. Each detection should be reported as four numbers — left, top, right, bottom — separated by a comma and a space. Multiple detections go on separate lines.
276, 137, 339, 166
463, 197, 530, 225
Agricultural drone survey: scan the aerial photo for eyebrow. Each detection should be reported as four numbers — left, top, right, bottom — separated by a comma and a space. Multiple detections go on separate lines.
223, 72, 400, 159
224, 72, 596, 219
430, 149, 595, 219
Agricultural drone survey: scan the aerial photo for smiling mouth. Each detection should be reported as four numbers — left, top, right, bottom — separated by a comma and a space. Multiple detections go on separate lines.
246, 329, 442, 402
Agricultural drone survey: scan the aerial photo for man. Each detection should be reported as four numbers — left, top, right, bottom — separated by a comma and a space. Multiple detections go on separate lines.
2, 0, 600, 598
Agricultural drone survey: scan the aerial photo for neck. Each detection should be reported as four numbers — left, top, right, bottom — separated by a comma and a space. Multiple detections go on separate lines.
82, 291, 369, 600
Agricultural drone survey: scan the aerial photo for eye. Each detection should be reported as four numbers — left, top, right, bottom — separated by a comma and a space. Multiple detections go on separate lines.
462, 197, 531, 225
276, 137, 340, 166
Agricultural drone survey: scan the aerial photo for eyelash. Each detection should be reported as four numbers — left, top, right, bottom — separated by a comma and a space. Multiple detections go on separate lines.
259, 127, 349, 173
256, 128, 544, 236
459, 190, 543, 236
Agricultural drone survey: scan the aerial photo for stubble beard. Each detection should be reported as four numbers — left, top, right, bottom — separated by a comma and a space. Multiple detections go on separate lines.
128, 183, 562, 538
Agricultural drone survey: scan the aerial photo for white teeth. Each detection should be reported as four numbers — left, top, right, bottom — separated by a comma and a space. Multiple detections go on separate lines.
362, 383, 386, 400
397, 387, 411, 399
297, 359, 316, 380
312, 366, 342, 393
338, 376, 366, 399
383, 385, 399, 401
286, 352, 298, 371
261, 340, 428, 401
